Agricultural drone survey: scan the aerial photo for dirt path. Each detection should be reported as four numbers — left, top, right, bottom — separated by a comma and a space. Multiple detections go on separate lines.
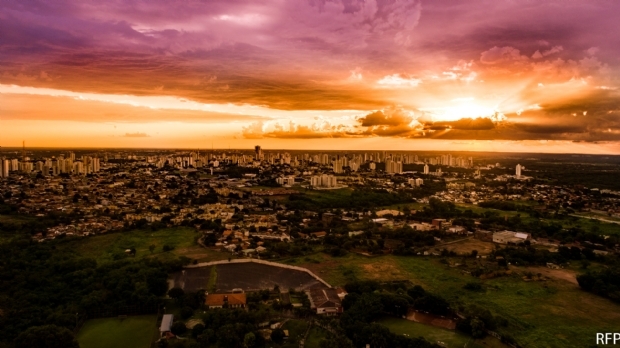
570, 214, 620, 225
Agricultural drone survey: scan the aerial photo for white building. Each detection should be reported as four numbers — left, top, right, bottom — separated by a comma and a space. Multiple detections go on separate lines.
516, 164, 522, 178
408, 178, 424, 187
493, 231, 530, 244
423, 164, 429, 175
276, 176, 295, 186
310, 174, 338, 188
73, 161, 84, 175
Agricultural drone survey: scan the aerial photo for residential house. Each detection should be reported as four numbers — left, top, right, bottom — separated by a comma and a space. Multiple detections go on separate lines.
305, 288, 342, 315
205, 293, 247, 309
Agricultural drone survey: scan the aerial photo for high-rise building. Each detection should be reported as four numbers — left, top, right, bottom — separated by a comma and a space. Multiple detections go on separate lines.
93, 157, 100, 172
423, 164, 429, 175
516, 164, 522, 178
254, 146, 263, 160
385, 160, 403, 174
333, 159, 344, 174
1, 159, 9, 178
320, 154, 330, 165
385, 159, 393, 173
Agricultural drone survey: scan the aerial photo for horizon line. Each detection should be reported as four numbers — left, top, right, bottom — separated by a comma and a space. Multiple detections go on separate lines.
1, 146, 619, 156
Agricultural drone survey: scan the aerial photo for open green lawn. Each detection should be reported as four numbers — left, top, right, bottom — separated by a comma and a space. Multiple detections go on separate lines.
286, 253, 620, 348
77, 315, 157, 348
378, 317, 475, 348
59, 226, 226, 263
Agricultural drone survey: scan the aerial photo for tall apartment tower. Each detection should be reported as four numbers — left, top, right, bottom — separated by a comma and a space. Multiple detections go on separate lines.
423, 164, 429, 175
516, 164, 522, 178
333, 159, 344, 174
1, 159, 9, 178
254, 146, 263, 160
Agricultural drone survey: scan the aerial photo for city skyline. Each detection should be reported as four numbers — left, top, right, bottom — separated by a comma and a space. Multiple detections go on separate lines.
2, 1, 620, 153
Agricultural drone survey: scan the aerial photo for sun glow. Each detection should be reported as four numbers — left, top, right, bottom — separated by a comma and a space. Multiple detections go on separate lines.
423, 99, 498, 122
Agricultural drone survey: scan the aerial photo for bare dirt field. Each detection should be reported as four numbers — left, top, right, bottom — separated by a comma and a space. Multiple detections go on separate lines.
441, 238, 496, 256
172, 262, 328, 293
172, 266, 214, 292
406, 309, 456, 330
215, 263, 327, 292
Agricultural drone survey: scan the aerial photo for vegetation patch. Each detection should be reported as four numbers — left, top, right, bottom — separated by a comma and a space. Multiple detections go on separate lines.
77, 315, 157, 348
57, 227, 203, 263
304, 326, 328, 348
293, 253, 620, 348
378, 317, 472, 348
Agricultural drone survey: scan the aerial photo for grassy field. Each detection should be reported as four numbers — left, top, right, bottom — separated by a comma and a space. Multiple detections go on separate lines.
457, 203, 620, 235
574, 211, 620, 223
286, 253, 620, 348
0, 214, 35, 224
304, 326, 328, 348
59, 226, 228, 263
280, 320, 310, 348
77, 315, 157, 348
378, 317, 475, 348
376, 202, 426, 211
0, 214, 36, 243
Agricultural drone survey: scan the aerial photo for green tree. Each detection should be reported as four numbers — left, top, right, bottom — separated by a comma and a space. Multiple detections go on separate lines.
14, 325, 79, 348
470, 318, 486, 338
171, 321, 187, 336
168, 287, 185, 300
180, 306, 194, 319
243, 332, 256, 348
192, 324, 205, 338
270, 328, 285, 344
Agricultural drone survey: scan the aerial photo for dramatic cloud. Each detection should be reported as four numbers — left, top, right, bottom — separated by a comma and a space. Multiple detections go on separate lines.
242, 120, 353, 139
532, 45, 563, 59
358, 108, 415, 127
124, 132, 150, 138
2, 0, 620, 150
376, 74, 421, 88
480, 46, 528, 65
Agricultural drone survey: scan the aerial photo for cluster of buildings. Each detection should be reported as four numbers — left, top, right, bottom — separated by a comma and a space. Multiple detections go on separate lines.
1, 148, 618, 254
1, 152, 100, 177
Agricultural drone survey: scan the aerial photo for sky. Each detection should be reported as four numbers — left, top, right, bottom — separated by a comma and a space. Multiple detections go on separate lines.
1, 0, 620, 153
